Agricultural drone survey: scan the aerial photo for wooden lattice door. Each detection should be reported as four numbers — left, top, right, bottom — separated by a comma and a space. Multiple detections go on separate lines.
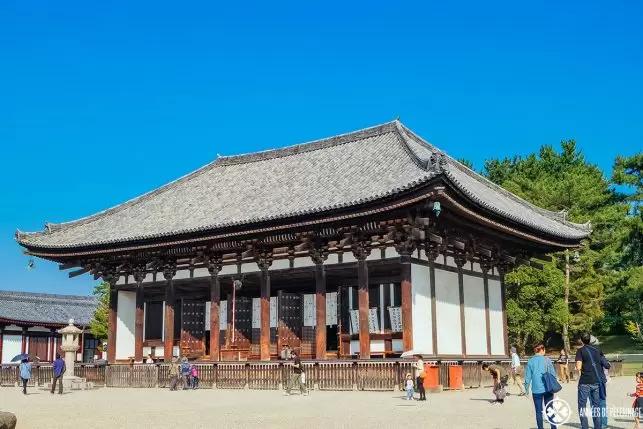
278, 291, 302, 351
181, 300, 205, 354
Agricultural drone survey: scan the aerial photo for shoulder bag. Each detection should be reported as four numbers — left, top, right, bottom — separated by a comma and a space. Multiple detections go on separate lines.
543, 358, 563, 394
584, 346, 607, 400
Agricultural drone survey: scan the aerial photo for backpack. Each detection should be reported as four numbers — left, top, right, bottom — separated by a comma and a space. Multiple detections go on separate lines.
191, 367, 198, 377
181, 362, 190, 374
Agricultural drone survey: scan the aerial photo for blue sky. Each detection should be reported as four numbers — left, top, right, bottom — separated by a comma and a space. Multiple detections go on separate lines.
1, 0, 641, 296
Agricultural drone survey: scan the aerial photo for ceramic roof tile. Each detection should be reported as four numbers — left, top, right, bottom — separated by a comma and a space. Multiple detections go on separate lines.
0, 290, 98, 326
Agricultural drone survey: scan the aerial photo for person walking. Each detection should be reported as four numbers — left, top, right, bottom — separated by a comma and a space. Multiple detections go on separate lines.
510, 346, 526, 396
284, 350, 307, 396
180, 357, 191, 390
575, 333, 605, 429
414, 354, 426, 401
524, 343, 559, 429
19, 358, 32, 395
51, 354, 66, 395
482, 363, 508, 405
558, 349, 570, 383
168, 357, 180, 391
628, 371, 643, 429
590, 337, 611, 428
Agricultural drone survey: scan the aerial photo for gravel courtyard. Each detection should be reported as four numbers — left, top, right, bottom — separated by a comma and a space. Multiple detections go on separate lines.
1, 376, 638, 429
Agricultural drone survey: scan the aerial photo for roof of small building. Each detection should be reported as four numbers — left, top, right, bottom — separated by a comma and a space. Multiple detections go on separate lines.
0, 290, 98, 327
16, 120, 590, 250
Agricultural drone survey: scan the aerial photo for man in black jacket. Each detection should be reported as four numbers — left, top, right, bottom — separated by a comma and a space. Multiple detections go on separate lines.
575, 333, 606, 429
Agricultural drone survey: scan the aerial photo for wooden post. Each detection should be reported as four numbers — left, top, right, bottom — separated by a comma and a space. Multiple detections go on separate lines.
134, 270, 145, 363
499, 265, 510, 356
163, 265, 176, 362
352, 242, 371, 359
314, 261, 326, 359
481, 262, 492, 356
399, 250, 413, 352
0, 327, 3, 365
207, 256, 222, 361
426, 246, 440, 356
106, 272, 120, 364
21, 328, 27, 354
258, 251, 272, 361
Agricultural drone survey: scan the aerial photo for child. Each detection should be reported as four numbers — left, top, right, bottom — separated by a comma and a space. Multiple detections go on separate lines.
190, 365, 199, 390
405, 373, 414, 401
628, 372, 643, 429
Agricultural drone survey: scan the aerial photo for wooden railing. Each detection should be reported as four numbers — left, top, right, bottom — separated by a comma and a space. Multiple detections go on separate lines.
0, 359, 625, 390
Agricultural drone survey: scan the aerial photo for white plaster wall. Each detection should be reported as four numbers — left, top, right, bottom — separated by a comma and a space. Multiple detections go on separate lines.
411, 263, 433, 354
392, 339, 403, 352
350, 340, 360, 355
366, 252, 379, 261
384, 248, 400, 259
370, 340, 385, 352
445, 256, 456, 268
1, 335, 22, 363
270, 259, 290, 270
342, 252, 356, 264
116, 291, 136, 360
3, 325, 21, 332
241, 262, 256, 273
434, 269, 462, 355
471, 262, 482, 273
488, 279, 505, 355
326, 254, 339, 265
220, 264, 237, 276
293, 257, 314, 268
463, 275, 487, 355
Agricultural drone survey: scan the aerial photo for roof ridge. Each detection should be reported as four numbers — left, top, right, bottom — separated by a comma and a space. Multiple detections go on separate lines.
445, 157, 592, 232
213, 121, 398, 166
0, 290, 97, 301
17, 121, 401, 240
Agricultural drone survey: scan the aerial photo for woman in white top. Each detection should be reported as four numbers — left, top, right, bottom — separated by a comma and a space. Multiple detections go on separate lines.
414, 355, 426, 401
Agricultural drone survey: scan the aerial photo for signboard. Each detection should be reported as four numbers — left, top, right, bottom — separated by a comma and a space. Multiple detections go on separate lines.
388, 306, 402, 333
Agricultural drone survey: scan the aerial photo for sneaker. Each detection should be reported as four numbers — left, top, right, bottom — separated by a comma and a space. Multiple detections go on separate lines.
283, 392, 290, 396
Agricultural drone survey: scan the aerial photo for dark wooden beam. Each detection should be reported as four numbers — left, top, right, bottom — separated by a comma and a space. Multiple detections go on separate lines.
69, 267, 91, 278
533, 254, 553, 262
58, 262, 78, 270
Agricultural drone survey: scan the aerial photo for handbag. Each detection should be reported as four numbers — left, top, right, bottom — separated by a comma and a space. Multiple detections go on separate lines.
584, 346, 607, 400
543, 358, 563, 394
419, 370, 427, 379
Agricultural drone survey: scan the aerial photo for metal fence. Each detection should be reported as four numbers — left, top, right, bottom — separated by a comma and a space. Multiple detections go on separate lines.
0, 359, 626, 390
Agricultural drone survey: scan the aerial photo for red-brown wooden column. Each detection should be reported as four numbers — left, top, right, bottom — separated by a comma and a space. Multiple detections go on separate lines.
352, 243, 371, 359
106, 273, 119, 363
498, 263, 510, 356
0, 326, 4, 363
481, 261, 492, 356
311, 247, 328, 360
163, 264, 177, 362
134, 269, 146, 363
207, 256, 222, 361
21, 328, 27, 354
426, 245, 440, 356
258, 252, 272, 361
399, 249, 413, 352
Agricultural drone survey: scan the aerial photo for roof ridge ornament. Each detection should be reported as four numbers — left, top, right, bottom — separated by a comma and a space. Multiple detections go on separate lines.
428, 152, 448, 174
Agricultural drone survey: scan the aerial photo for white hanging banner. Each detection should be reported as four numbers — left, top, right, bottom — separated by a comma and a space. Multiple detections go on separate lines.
205, 301, 211, 331
303, 294, 316, 327
326, 292, 337, 326
388, 306, 402, 333
349, 310, 359, 335
368, 308, 380, 334
220, 300, 227, 330
270, 296, 278, 328
252, 298, 261, 329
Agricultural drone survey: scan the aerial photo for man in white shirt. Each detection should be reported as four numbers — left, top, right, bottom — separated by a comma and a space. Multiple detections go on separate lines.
510, 346, 526, 396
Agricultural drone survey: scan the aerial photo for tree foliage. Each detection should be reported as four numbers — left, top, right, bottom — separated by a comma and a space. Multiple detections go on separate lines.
484, 141, 639, 349
89, 282, 110, 344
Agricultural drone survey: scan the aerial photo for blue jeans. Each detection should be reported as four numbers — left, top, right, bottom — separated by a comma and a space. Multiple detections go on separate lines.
533, 392, 556, 429
599, 398, 607, 427
406, 388, 414, 399
578, 384, 602, 429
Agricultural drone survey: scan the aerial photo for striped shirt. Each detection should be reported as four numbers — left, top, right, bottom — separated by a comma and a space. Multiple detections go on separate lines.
635, 383, 643, 398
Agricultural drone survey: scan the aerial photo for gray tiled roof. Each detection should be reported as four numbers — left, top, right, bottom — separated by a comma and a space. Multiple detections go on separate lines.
0, 290, 98, 326
16, 121, 590, 249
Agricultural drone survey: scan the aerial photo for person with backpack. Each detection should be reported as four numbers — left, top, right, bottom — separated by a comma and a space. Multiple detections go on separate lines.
524, 343, 560, 429
575, 333, 607, 429
190, 364, 199, 389
180, 357, 191, 390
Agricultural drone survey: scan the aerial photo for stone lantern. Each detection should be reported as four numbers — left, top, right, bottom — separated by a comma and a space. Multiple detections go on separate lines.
57, 319, 82, 377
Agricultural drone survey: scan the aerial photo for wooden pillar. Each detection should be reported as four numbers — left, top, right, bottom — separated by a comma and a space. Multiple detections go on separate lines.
499, 265, 510, 356
207, 257, 222, 361
134, 270, 145, 363
426, 246, 440, 356
21, 328, 27, 354
163, 265, 176, 362
258, 252, 272, 361
314, 261, 327, 359
455, 253, 467, 357
352, 243, 371, 359
106, 273, 119, 363
0, 327, 3, 363
399, 250, 413, 352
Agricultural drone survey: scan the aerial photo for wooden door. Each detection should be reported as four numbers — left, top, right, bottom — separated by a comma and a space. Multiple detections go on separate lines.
278, 291, 302, 351
28, 336, 48, 361
181, 300, 205, 354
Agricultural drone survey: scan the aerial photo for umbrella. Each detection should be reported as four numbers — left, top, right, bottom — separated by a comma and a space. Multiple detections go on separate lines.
400, 350, 431, 359
10, 353, 40, 363
11, 353, 29, 362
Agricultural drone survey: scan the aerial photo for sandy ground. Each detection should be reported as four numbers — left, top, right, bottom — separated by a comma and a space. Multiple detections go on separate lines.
0, 376, 638, 429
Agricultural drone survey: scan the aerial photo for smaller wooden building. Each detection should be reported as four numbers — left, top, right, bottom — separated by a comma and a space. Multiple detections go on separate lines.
0, 290, 99, 363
